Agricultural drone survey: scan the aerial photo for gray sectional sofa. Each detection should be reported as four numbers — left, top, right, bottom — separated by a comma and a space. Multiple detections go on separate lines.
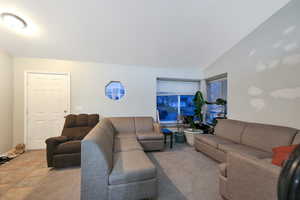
81, 117, 164, 200
194, 119, 300, 200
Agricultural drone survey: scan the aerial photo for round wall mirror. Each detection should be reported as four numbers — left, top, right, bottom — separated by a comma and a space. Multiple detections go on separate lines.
105, 81, 125, 100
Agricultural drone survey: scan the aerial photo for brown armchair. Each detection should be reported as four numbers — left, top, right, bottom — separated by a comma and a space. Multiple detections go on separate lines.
46, 114, 99, 168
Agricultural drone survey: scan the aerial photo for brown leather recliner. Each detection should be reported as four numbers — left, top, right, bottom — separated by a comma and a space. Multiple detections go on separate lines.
45, 114, 99, 168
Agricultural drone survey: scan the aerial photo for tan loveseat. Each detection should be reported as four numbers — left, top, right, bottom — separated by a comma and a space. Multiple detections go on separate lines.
81, 117, 164, 200
194, 119, 299, 200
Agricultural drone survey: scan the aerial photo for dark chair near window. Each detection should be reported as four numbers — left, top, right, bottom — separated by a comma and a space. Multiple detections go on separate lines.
45, 114, 99, 168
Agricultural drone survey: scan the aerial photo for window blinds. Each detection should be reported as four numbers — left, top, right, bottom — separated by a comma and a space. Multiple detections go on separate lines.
157, 79, 200, 95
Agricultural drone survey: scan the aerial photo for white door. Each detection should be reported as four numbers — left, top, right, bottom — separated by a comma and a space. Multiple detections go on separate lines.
26, 72, 70, 150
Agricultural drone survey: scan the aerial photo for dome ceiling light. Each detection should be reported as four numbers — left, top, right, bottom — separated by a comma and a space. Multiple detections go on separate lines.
1, 13, 27, 30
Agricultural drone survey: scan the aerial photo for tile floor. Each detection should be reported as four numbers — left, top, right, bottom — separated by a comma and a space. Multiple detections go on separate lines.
0, 144, 219, 200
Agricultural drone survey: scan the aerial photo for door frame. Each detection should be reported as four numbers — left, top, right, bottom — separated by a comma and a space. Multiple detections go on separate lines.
24, 71, 71, 148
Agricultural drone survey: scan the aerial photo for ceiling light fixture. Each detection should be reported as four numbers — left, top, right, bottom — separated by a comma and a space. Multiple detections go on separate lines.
1, 13, 27, 29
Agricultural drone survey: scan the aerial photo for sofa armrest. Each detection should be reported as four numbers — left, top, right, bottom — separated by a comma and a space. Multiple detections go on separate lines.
153, 123, 162, 135
45, 136, 69, 167
46, 136, 69, 145
227, 152, 281, 200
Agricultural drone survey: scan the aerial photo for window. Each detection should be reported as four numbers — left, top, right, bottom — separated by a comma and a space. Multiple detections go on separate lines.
157, 95, 195, 123
156, 79, 200, 123
180, 95, 195, 116
205, 76, 227, 124
157, 95, 179, 122
105, 81, 125, 100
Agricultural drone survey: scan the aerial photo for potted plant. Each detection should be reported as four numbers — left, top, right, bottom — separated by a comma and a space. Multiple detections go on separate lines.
183, 91, 228, 143
184, 91, 206, 145
186, 91, 206, 129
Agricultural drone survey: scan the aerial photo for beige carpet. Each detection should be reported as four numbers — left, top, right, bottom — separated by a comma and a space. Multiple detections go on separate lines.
0, 144, 219, 200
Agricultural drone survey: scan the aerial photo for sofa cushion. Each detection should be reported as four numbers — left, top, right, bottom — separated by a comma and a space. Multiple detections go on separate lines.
214, 119, 247, 143
55, 140, 81, 154
88, 114, 100, 127
76, 114, 89, 127
109, 117, 136, 134
194, 134, 235, 148
64, 114, 77, 128
292, 133, 300, 144
260, 158, 273, 166
218, 143, 272, 159
219, 163, 227, 177
136, 132, 164, 141
272, 144, 298, 166
134, 117, 154, 133
100, 118, 115, 141
64, 114, 99, 128
115, 132, 137, 139
62, 127, 93, 140
109, 151, 156, 185
114, 138, 143, 152
241, 123, 297, 153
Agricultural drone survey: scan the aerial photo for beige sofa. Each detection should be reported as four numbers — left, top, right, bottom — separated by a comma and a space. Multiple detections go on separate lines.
194, 119, 299, 200
81, 117, 164, 200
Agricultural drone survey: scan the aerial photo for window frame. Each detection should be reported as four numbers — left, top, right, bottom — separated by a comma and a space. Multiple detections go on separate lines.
205, 74, 228, 124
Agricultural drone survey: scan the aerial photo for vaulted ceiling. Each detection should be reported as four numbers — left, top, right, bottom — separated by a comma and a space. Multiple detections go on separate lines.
0, 0, 291, 68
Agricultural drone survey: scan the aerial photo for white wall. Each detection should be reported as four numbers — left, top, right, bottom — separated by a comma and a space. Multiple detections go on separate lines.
204, 0, 300, 129
0, 50, 13, 153
13, 57, 203, 145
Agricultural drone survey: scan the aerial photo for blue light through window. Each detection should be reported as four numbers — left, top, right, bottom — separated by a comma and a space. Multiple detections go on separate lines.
157, 95, 194, 122
205, 79, 227, 124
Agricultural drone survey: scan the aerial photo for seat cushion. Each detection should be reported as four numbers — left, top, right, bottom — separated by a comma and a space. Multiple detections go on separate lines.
218, 143, 272, 159
114, 138, 143, 152
54, 140, 81, 154
109, 151, 156, 185
194, 134, 235, 148
136, 132, 164, 141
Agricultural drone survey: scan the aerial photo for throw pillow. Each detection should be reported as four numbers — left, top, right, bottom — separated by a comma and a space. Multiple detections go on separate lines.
272, 144, 299, 166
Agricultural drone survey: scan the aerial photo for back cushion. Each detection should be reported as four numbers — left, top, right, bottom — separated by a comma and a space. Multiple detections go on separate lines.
88, 114, 100, 127
64, 114, 77, 128
241, 123, 297, 152
101, 118, 115, 140
76, 114, 89, 127
134, 117, 154, 133
83, 121, 114, 172
215, 119, 247, 143
65, 114, 99, 128
108, 117, 135, 133
292, 132, 300, 144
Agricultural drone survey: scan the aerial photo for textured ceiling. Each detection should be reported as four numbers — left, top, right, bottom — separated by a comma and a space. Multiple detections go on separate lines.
0, 0, 291, 68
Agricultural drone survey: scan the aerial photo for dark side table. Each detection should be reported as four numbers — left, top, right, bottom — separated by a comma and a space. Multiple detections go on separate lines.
162, 128, 173, 148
